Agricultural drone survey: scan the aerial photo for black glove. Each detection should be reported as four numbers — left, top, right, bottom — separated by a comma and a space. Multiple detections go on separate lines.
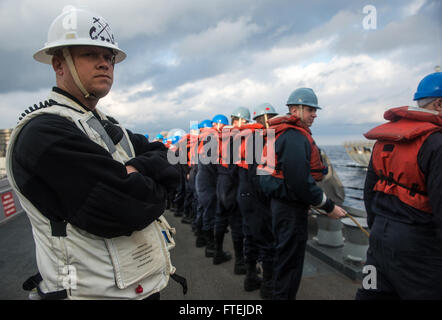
126, 150, 180, 191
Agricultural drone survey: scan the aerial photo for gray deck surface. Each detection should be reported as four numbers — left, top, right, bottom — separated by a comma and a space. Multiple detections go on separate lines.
0, 210, 361, 300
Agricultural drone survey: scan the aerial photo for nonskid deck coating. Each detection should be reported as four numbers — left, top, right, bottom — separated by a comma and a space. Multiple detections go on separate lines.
0, 209, 361, 300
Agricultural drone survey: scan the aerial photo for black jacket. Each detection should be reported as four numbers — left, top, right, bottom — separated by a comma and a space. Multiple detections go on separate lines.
11, 88, 180, 238
259, 128, 334, 212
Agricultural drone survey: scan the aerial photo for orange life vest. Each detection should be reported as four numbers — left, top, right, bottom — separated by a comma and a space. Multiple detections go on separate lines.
176, 133, 199, 166
256, 114, 325, 181
364, 106, 442, 213
218, 126, 234, 168
229, 123, 265, 169
164, 141, 172, 149
197, 127, 221, 164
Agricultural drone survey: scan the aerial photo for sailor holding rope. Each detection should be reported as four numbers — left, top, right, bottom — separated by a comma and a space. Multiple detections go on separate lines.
357, 71, 442, 300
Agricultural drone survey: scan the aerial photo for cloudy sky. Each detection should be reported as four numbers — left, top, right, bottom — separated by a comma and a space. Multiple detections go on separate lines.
0, 0, 440, 145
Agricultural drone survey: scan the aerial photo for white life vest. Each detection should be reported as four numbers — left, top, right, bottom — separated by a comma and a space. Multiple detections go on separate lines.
6, 90, 177, 299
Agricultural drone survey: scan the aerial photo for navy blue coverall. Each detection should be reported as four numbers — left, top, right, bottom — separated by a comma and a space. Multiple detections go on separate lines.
237, 165, 275, 272
196, 162, 217, 233
356, 131, 442, 300
215, 165, 244, 244
259, 129, 334, 300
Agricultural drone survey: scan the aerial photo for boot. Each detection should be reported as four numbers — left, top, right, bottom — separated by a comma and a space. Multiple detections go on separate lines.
233, 240, 247, 275
259, 262, 274, 300
205, 229, 215, 258
244, 262, 261, 292
195, 227, 207, 247
181, 211, 192, 224
169, 199, 176, 212
213, 232, 232, 265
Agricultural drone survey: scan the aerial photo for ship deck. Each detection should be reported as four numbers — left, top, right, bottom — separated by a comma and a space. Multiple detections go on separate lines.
0, 209, 361, 300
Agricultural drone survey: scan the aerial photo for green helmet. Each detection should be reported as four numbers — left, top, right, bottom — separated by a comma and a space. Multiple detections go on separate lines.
252, 103, 278, 120
231, 106, 251, 121
286, 88, 321, 109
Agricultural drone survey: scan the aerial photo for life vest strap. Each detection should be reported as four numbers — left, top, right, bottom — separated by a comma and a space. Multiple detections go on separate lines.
22, 273, 43, 291
22, 272, 68, 300
50, 220, 68, 237
378, 171, 427, 197
170, 273, 188, 295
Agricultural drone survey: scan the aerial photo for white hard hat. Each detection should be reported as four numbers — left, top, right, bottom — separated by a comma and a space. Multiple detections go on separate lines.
34, 5, 126, 64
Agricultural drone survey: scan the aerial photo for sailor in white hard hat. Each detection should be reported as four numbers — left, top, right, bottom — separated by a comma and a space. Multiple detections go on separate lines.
6, 6, 185, 300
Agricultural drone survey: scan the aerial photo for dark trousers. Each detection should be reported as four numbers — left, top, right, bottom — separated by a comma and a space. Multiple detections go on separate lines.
271, 198, 308, 300
183, 179, 194, 216
173, 168, 186, 214
193, 195, 203, 230
237, 168, 274, 264
216, 172, 243, 243
188, 166, 200, 228
355, 215, 442, 300
196, 164, 217, 231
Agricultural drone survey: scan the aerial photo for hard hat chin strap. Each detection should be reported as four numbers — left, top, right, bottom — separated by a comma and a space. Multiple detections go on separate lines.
62, 47, 94, 99
264, 113, 269, 129
300, 105, 305, 123
417, 97, 437, 108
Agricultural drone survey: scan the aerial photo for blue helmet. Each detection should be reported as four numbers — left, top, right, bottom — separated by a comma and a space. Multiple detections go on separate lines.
171, 136, 181, 144
155, 133, 164, 140
413, 72, 442, 100
198, 119, 213, 128
253, 103, 278, 120
286, 88, 321, 109
212, 114, 229, 125
231, 106, 251, 121
144, 133, 149, 140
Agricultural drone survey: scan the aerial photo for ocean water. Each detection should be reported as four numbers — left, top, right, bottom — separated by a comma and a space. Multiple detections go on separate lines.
320, 145, 367, 211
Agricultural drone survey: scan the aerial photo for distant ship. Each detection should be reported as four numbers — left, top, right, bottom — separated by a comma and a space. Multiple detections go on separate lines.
343, 140, 374, 168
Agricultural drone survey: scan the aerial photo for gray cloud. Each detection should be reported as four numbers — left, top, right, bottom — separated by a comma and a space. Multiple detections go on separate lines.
1, 0, 440, 145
